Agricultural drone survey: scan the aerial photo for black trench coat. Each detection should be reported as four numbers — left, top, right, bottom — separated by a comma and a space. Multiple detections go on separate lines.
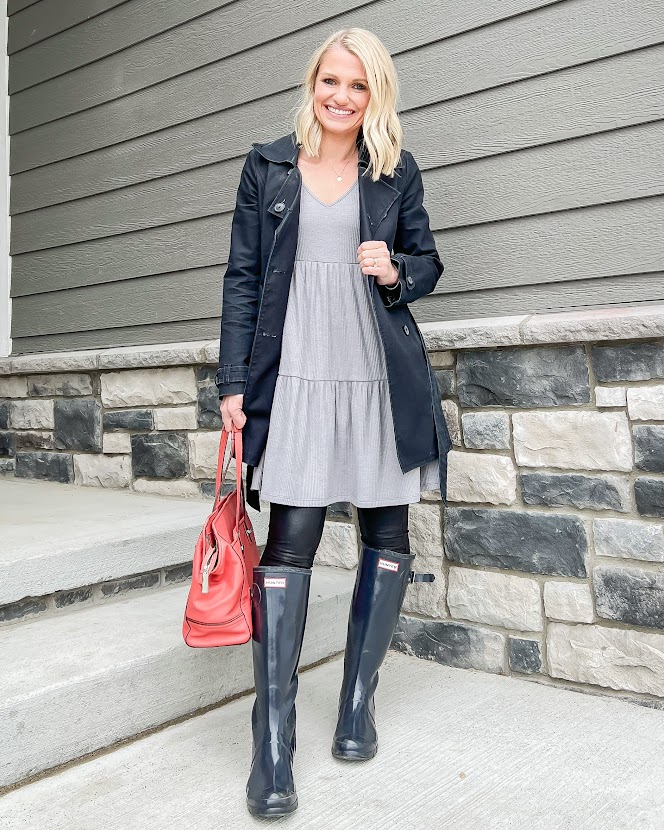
215, 129, 451, 512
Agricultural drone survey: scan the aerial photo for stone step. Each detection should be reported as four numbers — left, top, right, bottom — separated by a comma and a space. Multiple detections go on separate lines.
0, 564, 355, 789
3, 649, 664, 827
0, 478, 270, 608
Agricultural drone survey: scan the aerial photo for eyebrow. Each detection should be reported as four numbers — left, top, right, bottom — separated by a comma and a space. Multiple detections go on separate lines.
320, 72, 368, 82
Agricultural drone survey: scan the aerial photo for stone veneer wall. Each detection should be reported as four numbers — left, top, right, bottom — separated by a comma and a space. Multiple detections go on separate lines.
2, 306, 664, 706
0, 342, 235, 499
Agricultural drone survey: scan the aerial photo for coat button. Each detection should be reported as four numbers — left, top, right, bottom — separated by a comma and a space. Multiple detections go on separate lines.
274, 201, 285, 212
406, 275, 414, 286
403, 324, 410, 335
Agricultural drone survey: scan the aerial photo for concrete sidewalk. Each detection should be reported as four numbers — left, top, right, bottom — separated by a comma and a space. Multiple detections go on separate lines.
1, 649, 663, 829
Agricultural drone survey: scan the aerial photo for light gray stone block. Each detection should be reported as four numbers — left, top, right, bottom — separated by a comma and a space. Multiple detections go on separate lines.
102, 433, 132, 454
513, 411, 633, 471
594, 518, 664, 562
447, 450, 517, 505
132, 479, 201, 498
627, 385, 664, 421
595, 386, 626, 408
0, 376, 28, 398
74, 454, 132, 488
101, 367, 197, 407
442, 399, 461, 446
188, 430, 223, 480
316, 521, 358, 569
448, 567, 542, 631
10, 399, 55, 430
429, 350, 454, 368
10, 351, 99, 374
153, 406, 198, 431
543, 581, 594, 623
418, 316, 527, 350
402, 502, 446, 616
547, 622, 664, 696
523, 306, 664, 345
98, 342, 207, 369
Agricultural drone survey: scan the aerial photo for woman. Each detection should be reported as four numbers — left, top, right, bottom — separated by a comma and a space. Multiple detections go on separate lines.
217, 27, 451, 818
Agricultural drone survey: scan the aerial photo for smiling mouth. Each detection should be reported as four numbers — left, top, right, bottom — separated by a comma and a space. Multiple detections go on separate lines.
325, 105, 355, 116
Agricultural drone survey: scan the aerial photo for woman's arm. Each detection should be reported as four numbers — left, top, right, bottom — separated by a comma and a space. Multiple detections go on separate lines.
215, 148, 264, 398
376, 151, 444, 309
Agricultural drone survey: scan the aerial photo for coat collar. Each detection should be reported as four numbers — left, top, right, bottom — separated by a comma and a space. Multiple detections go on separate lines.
251, 129, 404, 172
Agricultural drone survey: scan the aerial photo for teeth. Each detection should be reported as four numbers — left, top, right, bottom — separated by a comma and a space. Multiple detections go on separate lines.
327, 105, 353, 115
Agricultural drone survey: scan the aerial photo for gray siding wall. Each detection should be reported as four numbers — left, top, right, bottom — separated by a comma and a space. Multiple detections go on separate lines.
7, 0, 664, 355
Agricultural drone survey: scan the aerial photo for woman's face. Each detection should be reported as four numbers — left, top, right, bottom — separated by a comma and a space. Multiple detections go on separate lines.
313, 46, 370, 139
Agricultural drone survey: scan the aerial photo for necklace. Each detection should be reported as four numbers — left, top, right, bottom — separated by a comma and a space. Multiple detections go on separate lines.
325, 150, 356, 182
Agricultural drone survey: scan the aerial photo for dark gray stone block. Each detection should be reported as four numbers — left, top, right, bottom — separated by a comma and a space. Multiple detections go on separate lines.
131, 432, 188, 478
391, 615, 505, 674
27, 373, 93, 397
0, 597, 48, 623
0, 401, 8, 429
594, 565, 664, 629
520, 472, 628, 512
592, 342, 664, 382
444, 507, 587, 577
54, 586, 94, 608
54, 399, 102, 452
16, 431, 55, 451
15, 451, 73, 483
197, 383, 223, 429
635, 478, 664, 518
433, 369, 456, 398
164, 562, 193, 583
327, 502, 353, 518
457, 346, 590, 407
103, 409, 153, 431
634, 425, 664, 473
100, 571, 160, 597
196, 366, 217, 384
0, 431, 16, 458
508, 637, 542, 674
0, 458, 15, 476
199, 480, 217, 499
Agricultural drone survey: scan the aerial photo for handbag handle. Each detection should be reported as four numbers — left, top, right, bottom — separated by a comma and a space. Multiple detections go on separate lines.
213, 424, 245, 532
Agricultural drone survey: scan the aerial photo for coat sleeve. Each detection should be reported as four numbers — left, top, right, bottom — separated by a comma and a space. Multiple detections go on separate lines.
375, 152, 444, 309
216, 149, 264, 399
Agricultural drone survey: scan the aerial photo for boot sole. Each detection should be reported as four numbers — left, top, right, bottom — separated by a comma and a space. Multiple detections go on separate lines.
246, 795, 298, 817
331, 745, 377, 762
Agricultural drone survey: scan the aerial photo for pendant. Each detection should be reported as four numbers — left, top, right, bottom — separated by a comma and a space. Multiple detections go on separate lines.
337, 176, 342, 181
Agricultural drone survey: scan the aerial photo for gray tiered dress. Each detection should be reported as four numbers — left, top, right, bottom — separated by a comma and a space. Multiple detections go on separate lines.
249, 177, 440, 507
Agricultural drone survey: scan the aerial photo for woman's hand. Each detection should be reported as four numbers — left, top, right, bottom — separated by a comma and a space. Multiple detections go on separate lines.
220, 393, 247, 432
357, 240, 399, 287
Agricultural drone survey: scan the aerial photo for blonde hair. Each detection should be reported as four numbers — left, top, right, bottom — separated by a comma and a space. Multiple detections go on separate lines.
291, 28, 403, 182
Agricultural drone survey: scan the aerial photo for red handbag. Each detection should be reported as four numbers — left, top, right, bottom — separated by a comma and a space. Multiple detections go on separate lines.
182, 424, 260, 647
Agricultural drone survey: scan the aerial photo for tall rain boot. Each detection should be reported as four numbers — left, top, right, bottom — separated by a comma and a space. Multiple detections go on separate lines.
246, 565, 312, 818
331, 544, 434, 761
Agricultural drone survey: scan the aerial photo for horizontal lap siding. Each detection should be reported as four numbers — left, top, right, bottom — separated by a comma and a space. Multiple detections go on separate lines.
8, 0, 664, 354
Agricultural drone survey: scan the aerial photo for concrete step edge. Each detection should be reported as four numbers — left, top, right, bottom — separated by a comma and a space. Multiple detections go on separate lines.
0, 564, 355, 790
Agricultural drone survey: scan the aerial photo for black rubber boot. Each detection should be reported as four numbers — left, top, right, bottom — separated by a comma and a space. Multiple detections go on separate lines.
246, 565, 311, 818
331, 544, 433, 761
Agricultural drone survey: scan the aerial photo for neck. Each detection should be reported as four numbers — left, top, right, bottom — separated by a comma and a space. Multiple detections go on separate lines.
317, 129, 359, 165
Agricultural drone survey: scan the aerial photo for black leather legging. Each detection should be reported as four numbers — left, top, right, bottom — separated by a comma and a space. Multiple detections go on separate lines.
259, 502, 411, 570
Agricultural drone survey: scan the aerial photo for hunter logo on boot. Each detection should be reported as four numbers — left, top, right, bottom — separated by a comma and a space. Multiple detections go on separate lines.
264, 577, 287, 588
378, 558, 399, 572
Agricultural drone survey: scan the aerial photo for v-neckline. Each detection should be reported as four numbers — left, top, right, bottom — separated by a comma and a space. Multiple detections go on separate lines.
302, 179, 358, 207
